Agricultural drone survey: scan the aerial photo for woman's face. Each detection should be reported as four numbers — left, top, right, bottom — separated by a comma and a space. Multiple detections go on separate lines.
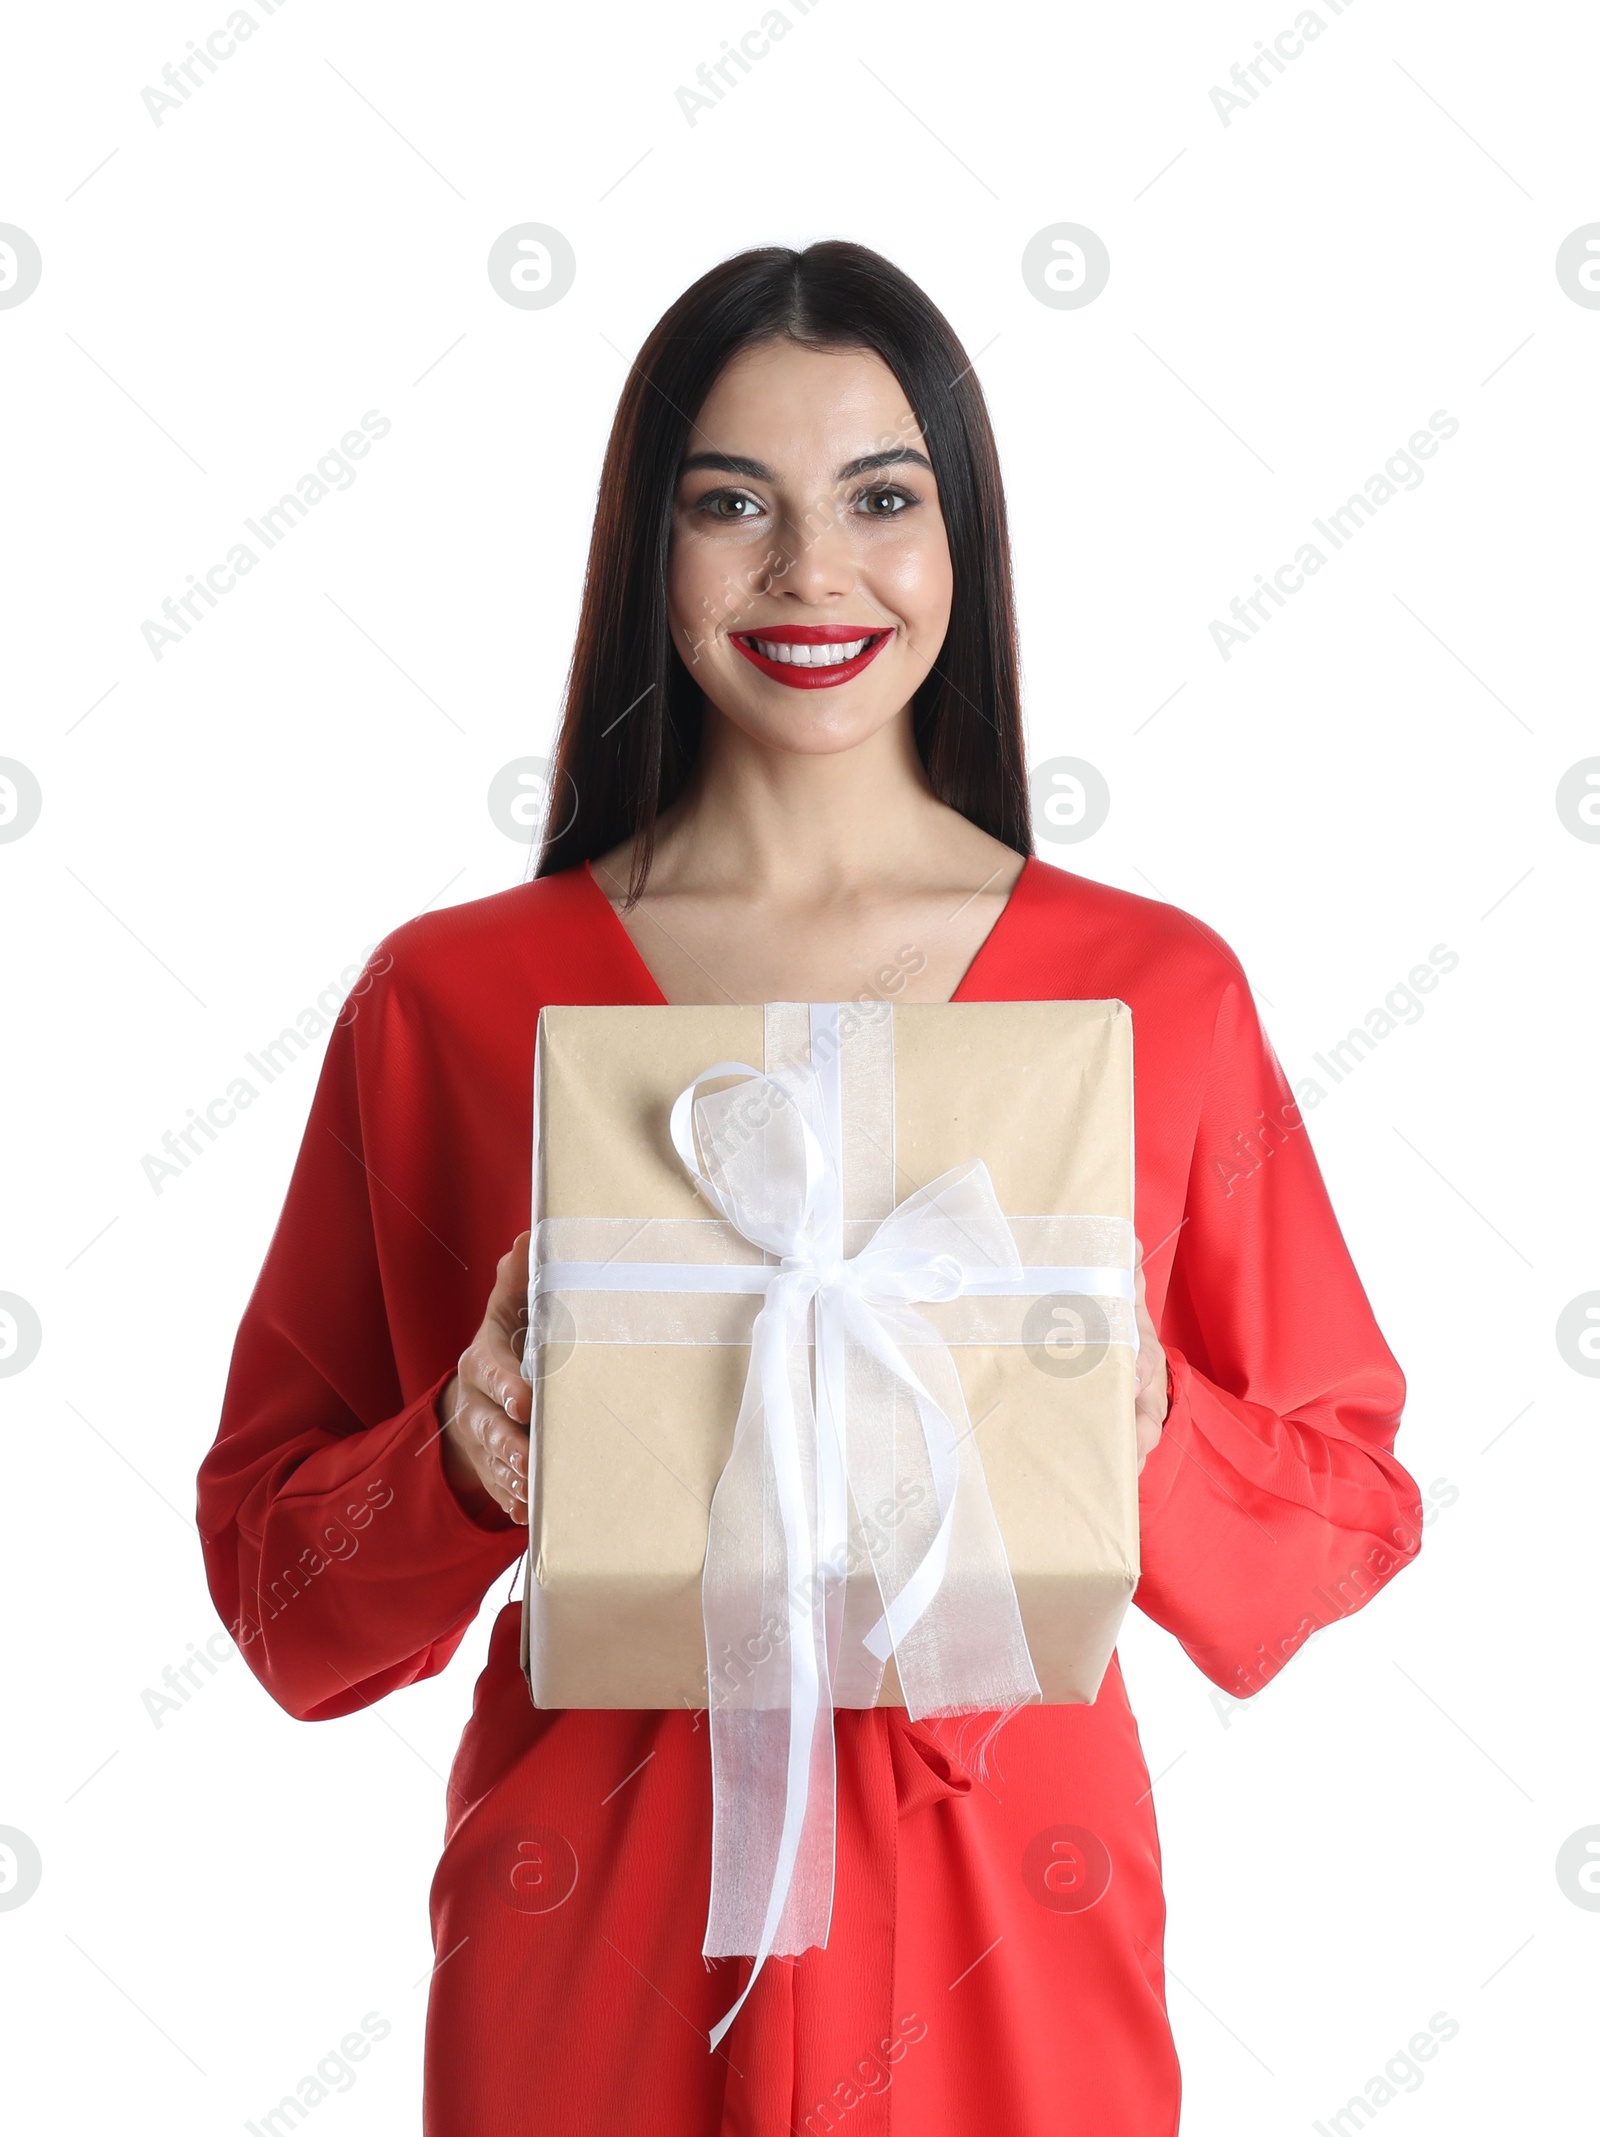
666, 340, 954, 756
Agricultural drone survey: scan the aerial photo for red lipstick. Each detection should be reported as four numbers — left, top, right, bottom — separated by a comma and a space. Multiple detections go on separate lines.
730, 623, 892, 690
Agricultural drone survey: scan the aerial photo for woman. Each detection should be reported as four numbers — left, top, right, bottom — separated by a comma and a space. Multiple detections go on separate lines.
198, 241, 1423, 2135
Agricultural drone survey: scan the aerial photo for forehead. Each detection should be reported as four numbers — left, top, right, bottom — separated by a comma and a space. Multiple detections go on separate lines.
689, 341, 927, 466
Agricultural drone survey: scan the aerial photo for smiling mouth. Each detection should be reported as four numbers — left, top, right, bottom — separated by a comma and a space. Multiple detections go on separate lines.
730, 626, 893, 689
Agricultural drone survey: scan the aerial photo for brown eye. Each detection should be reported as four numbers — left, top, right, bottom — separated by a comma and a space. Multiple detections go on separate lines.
857, 485, 914, 515
694, 490, 763, 521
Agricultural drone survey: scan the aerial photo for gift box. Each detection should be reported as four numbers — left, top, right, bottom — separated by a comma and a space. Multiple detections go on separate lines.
520, 995, 1140, 2039
519, 998, 1139, 1713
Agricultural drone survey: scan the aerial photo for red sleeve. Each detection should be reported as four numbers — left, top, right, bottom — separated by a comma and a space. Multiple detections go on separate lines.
1133, 964, 1422, 1694
196, 968, 526, 1723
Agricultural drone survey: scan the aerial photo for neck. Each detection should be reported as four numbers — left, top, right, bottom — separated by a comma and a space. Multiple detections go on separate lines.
638, 702, 954, 903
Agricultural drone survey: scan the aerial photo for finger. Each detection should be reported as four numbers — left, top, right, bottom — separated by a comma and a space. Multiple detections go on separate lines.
456, 1392, 529, 1493
1135, 1358, 1169, 1428
476, 1402, 529, 1526
489, 1462, 525, 1504
490, 1234, 533, 1344
490, 1464, 526, 1521
461, 1236, 534, 1423
468, 1448, 523, 1526
1131, 1268, 1157, 1347
480, 1423, 529, 1491
470, 1397, 531, 1481
446, 1375, 526, 1514
462, 1330, 533, 1428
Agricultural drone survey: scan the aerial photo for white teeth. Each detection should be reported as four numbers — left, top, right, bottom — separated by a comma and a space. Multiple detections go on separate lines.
748, 635, 876, 666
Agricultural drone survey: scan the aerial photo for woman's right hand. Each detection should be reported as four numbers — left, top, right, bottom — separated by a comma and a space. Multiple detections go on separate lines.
437, 1232, 532, 1526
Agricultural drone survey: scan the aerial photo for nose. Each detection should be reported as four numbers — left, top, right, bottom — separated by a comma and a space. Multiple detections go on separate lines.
770, 500, 857, 607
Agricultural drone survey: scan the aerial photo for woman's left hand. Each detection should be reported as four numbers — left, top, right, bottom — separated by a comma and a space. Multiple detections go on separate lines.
1132, 1239, 1169, 1475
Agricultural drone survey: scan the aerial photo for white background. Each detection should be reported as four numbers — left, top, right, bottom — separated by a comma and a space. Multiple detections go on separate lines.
2, 1, 1596, 2130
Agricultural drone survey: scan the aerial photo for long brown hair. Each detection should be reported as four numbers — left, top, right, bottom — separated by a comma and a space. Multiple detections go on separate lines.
536, 240, 1031, 904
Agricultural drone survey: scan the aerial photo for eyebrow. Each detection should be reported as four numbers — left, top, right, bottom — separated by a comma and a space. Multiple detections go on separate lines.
677, 446, 935, 483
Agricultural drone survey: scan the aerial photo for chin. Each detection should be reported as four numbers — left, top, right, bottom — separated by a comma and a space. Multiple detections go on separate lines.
706, 658, 915, 751
729, 698, 899, 757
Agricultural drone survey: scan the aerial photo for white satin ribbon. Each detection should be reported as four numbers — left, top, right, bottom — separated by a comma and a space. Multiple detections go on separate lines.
531, 1003, 1134, 2052
538, 1257, 1132, 1299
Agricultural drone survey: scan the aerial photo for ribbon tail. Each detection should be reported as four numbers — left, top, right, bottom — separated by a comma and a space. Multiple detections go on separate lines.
837, 1294, 960, 1663
705, 1282, 838, 2050
839, 1297, 1041, 1718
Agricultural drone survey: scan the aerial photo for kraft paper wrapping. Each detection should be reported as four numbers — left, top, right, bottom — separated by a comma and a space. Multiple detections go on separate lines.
519, 999, 1139, 1710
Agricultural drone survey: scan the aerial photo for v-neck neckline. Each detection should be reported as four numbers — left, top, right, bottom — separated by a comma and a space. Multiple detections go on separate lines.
578, 852, 1037, 1008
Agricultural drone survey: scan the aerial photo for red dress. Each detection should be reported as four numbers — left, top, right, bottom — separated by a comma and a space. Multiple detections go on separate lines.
197, 855, 1422, 2135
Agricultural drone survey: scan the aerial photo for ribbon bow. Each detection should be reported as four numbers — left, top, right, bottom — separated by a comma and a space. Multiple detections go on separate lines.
670, 1009, 1041, 2050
